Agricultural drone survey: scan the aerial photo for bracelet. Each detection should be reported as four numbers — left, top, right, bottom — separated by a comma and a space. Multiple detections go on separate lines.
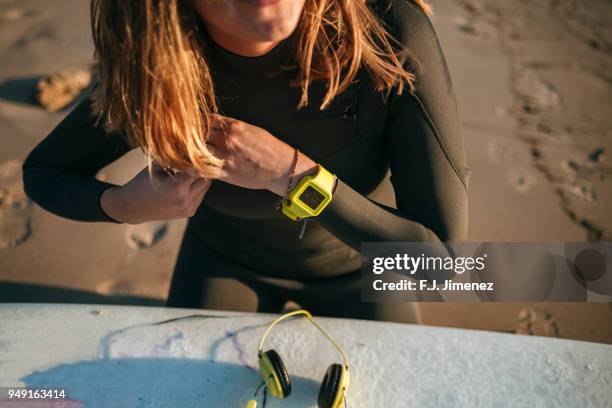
274, 147, 300, 210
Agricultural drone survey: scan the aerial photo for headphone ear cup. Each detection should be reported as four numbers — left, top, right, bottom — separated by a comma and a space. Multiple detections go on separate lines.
264, 350, 292, 398
317, 364, 343, 408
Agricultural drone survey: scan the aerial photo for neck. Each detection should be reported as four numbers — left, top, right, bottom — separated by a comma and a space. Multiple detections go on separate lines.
206, 27, 280, 57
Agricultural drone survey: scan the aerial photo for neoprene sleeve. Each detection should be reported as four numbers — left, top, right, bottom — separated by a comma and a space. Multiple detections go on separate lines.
22, 96, 131, 222
315, 0, 469, 249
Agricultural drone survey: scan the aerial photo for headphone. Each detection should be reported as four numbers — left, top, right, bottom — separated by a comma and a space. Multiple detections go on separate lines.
246, 310, 350, 408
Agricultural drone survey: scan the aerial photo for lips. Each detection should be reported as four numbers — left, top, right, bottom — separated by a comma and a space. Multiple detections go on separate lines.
242, 0, 282, 6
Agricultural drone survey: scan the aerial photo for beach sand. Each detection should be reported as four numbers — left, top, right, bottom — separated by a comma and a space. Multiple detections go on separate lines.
0, 0, 611, 343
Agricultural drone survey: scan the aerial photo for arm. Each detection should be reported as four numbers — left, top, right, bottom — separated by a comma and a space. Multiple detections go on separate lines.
22, 94, 132, 222
316, 0, 470, 251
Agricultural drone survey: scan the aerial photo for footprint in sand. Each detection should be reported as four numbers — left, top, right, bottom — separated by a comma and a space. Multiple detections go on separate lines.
125, 221, 169, 250
95, 279, 137, 296
514, 69, 560, 113
561, 183, 597, 203
487, 140, 517, 163
0, 159, 32, 249
454, 13, 497, 39
516, 307, 560, 338
454, 16, 476, 35
552, 0, 612, 53
508, 168, 537, 194
0, 8, 35, 21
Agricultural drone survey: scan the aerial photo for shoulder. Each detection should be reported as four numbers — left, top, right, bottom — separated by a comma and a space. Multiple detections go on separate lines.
370, 1, 470, 190
371, 0, 435, 41
371, 0, 452, 93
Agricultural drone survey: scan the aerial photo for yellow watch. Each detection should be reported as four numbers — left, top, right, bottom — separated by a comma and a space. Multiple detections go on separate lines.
282, 164, 335, 221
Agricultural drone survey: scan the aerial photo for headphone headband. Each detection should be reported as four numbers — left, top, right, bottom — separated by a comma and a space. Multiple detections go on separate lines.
258, 310, 349, 369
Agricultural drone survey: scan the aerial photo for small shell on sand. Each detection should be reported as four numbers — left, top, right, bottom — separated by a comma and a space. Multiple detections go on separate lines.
125, 221, 169, 250
35, 69, 92, 112
0, 159, 32, 248
516, 307, 560, 338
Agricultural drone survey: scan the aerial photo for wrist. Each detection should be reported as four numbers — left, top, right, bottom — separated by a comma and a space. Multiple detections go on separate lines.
270, 150, 317, 196
100, 185, 129, 224
293, 152, 318, 187
280, 162, 335, 221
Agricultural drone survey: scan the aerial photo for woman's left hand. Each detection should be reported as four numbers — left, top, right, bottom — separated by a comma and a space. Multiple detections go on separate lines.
206, 114, 318, 196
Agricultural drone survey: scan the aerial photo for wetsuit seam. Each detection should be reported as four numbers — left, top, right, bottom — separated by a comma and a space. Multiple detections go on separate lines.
410, 93, 469, 193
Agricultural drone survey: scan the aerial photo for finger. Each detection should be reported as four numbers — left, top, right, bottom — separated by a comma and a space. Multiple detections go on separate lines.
188, 179, 211, 213
193, 190, 207, 210
207, 113, 233, 146
150, 161, 173, 177
207, 126, 225, 147
149, 160, 188, 181
189, 177, 211, 195
208, 112, 232, 127
206, 142, 226, 159
183, 168, 201, 179
188, 190, 207, 216
174, 171, 198, 182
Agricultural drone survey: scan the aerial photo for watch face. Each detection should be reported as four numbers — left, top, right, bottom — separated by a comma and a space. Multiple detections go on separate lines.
298, 185, 325, 210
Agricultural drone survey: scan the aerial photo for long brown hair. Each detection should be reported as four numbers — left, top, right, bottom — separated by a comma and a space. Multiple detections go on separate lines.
90, 0, 431, 177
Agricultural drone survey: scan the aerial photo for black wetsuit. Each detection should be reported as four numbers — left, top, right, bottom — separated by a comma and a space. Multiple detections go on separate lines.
22, 0, 469, 323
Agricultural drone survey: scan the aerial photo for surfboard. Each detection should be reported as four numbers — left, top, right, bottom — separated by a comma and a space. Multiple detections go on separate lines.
1, 304, 611, 407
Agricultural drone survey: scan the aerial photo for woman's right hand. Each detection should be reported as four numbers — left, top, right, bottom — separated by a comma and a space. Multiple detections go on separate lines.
100, 162, 212, 224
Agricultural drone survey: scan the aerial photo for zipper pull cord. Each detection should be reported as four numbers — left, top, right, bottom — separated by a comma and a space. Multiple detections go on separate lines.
298, 218, 309, 240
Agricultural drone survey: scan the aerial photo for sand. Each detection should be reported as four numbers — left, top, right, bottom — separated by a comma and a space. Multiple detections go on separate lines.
0, 0, 611, 344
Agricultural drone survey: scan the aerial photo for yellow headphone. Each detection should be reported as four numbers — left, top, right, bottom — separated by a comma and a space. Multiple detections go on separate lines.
246, 310, 350, 408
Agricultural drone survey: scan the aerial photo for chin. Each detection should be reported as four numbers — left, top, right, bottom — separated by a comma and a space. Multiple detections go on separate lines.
195, 0, 304, 44
237, 0, 304, 40
251, 20, 297, 42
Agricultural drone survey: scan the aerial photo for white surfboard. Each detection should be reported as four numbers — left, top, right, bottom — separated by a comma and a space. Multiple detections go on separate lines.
1, 304, 611, 407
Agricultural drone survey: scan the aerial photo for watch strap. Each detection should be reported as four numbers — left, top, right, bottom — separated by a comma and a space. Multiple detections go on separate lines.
282, 164, 335, 220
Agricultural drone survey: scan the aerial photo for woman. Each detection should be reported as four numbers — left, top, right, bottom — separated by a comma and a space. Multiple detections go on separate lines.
22, 0, 469, 323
